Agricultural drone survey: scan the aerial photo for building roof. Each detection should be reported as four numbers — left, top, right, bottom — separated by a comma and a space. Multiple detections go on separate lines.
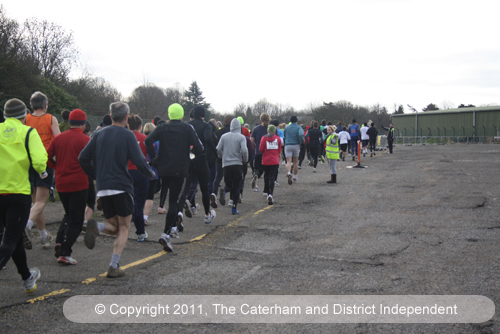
393, 106, 500, 117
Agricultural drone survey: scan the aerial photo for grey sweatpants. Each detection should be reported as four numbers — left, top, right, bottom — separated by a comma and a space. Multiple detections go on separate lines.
328, 159, 337, 175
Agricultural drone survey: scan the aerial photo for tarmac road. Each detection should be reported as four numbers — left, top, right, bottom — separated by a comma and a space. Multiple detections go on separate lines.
1, 144, 499, 333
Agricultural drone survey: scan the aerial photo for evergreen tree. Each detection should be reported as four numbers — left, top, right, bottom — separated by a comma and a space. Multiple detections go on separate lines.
182, 81, 211, 119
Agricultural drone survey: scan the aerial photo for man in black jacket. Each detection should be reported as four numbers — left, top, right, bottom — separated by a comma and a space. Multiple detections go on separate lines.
145, 103, 204, 252
367, 122, 379, 157
382, 124, 395, 154
179, 106, 217, 225
212, 115, 232, 207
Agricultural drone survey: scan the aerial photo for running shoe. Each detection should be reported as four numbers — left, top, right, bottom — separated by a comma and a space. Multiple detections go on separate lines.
24, 267, 41, 293
320, 155, 325, 163
231, 207, 239, 215
177, 212, 184, 232
275, 181, 279, 187
263, 192, 268, 197
228, 200, 233, 206
191, 203, 200, 215
54, 243, 61, 258
268, 194, 274, 205
49, 187, 56, 202
159, 234, 173, 252
41, 232, 53, 249
204, 209, 216, 224
107, 264, 125, 278
210, 193, 218, 208
84, 219, 98, 249
144, 219, 150, 226
157, 207, 166, 214
219, 188, 226, 206
313, 168, 316, 173
169, 227, 179, 239
308, 160, 314, 166
287, 173, 293, 185
292, 175, 298, 183
57, 256, 77, 265
238, 193, 242, 203
253, 185, 259, 192
184, 199, 193, 218
251, 174, 258, 189
137, 232, 148, 242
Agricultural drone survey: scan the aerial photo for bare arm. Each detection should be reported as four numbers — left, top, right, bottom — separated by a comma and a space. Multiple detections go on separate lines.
51, 115, 61, 136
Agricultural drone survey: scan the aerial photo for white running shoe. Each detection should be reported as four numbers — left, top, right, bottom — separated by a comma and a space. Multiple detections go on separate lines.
204, 210, 216, 224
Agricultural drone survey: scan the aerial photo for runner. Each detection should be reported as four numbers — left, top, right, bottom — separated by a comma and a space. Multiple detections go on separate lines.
283, 116, 304, 184
250, 113, 270, 192
0, 98, 47, 292
348, 119, 360, 161
47, 109, 90, 264
216, 118, 248, 215
25, 91, 60, 249
259, 124, 281, 205
367, 122, 379, 157
127, 114, 150, 242
360, 122, 370, 157
305, 121, 323, 172
338, 126, 351, 162
79, 102, 155, 278
144, 104, 203, 252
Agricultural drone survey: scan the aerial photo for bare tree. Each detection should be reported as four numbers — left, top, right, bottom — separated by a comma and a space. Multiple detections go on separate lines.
66, 76, 122, 115
128, 81, 168, 119
252, 98, 274, 116
22, 18, 78, 84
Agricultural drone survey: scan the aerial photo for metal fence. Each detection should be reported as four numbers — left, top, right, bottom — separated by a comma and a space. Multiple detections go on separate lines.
394, 136, 500, 145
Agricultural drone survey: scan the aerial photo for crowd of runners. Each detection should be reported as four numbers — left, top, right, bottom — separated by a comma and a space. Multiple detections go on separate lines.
0, 92, 395, 292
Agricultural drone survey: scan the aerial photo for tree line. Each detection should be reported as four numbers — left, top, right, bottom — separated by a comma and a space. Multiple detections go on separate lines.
4, 5, 472, 131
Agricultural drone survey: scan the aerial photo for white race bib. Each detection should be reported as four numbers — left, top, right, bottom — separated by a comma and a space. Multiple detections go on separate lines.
266, 139, 279, 150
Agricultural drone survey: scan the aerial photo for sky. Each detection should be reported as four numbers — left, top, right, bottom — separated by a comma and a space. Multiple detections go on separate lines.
2, 0, 499, 114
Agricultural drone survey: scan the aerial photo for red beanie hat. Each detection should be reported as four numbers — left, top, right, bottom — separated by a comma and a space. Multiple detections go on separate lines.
69, 109, 87, 125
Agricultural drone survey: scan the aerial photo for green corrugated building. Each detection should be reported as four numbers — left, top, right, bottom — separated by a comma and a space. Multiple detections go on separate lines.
392, 106, 500, 138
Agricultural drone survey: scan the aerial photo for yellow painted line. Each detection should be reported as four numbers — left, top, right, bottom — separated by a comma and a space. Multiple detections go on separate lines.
27, 289, 70, 304
190, 234, 207, 242
97, 250, 168, 277
82, 277, 96, 284
84, 206, 270, 283
254, 206, 273, 215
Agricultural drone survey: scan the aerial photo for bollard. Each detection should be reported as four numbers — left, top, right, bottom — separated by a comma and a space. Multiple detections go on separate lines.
352, 140, 366, 169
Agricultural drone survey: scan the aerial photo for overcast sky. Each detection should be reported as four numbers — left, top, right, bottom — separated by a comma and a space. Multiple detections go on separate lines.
3, 0, 499, 113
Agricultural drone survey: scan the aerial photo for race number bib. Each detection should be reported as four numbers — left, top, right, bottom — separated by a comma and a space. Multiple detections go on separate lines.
266, 139, 279, 150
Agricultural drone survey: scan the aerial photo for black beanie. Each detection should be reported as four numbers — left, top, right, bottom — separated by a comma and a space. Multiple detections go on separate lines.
193, 106, 206, 119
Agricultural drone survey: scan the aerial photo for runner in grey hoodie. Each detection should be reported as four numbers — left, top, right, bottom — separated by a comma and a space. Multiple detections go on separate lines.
216, 118, 249, 215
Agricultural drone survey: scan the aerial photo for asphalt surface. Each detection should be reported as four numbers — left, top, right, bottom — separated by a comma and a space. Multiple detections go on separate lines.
1, 144, 499, 333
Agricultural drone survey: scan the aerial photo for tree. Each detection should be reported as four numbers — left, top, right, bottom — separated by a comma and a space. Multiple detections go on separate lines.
393, 105, 404, 115
128, 82, 168, 120
39, 77, 80, 114
422, 103, 439, 112
22, 18, 78, 84
182, 81, 211, 119
165, 84, 184, 109
65, 76, 123, 116
458, 104, 476, 108
0, 6, 41, 107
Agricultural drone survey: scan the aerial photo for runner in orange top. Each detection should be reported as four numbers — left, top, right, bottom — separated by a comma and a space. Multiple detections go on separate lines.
24, 91, 60, 249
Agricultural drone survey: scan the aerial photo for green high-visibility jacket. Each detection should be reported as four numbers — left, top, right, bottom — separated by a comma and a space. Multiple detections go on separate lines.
325, 133, 339, 160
